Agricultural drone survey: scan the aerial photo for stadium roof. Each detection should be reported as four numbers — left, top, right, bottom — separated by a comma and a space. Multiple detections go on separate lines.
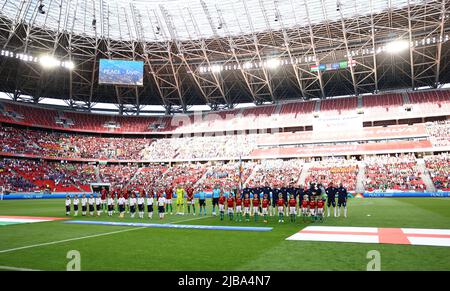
0, 0, 425, 41
0, 0, 449, 114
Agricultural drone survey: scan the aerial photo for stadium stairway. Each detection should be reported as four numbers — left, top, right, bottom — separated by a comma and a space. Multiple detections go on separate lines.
124, 168, 142, 189
355, 161, 366, 193
194, 169, 209, 188
94, 165, 101, 183
416, 159, 436, 192
401, 92, 410, 105
297, 162, 311, 186
273, 104, 282, 115
314, 100, 321, 112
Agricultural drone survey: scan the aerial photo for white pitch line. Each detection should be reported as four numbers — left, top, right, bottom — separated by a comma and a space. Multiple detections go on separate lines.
0, 227, 145, 254
170, 215, 209, 224
0, 265, 41, 271
0, 215, 210, 254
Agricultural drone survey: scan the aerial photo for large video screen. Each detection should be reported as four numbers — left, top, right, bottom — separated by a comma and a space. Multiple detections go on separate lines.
98, 59, 144, 86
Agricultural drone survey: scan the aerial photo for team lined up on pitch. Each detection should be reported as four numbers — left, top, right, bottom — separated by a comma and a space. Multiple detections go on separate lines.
64, 183, 348, 223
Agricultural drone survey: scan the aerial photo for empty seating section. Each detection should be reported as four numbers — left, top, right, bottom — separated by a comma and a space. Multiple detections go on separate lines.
362, 93, 403, 107
408, 90, 449, 104
279, 101, 315, 117
408, 91, 450, 115
242, 105, 275, 117
0, 90, 449, 133
320, 97, 357, 114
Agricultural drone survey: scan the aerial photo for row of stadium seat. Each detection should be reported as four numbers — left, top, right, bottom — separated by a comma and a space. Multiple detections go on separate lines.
2, 154, 448, 193
0, 121, 448, 161
1, 90, 448, 134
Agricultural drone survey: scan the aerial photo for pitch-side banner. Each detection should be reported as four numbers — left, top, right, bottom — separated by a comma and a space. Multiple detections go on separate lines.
313, 114, 363, 132
99, 59, 144, 86
257, 124, 427, 145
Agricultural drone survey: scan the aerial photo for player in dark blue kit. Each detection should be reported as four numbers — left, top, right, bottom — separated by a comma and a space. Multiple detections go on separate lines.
326, 182, 337, 217
280, 186, 289, 215
307, 183, 317, 199
296, 185, 305, 217
337, 183, 348, 218
271, 186, 280, 217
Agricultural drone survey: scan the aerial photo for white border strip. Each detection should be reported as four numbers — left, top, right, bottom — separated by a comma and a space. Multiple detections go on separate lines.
0, 265, 41, 271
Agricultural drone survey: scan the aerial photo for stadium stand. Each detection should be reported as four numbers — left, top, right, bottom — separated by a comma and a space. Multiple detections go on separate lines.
246, 159, 304, 188
425, 120, 450, 147
320, 97, 358, 115
1, 89, 449, 134
201, 161, 256, 191
304, 158, 359, 191
425, 154, 450, 191
364, 154, 426, 192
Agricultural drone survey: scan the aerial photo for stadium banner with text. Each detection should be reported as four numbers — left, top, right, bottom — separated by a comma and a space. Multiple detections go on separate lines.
251, 140, 433, 158
99, 59, 144, 86
363, 192, 450, 198
313, 114, 363, 132
2, 192, 218, 199
257, 124, 428, 146
2, 192, 449, 200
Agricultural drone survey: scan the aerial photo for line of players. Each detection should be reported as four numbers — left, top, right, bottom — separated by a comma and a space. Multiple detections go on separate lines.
64, 182, 349, 222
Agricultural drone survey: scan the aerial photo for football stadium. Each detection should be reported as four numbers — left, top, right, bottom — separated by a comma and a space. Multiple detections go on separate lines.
0, 0, 449, 273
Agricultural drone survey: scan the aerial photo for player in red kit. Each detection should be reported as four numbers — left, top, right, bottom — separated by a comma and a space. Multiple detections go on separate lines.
186, 185, 196, 216
309, 197, 317, 221
277, 193, 286, 223
301, 195, 309, 221
252, 194, 260, 222
101, 187, 107, 213
165, 186, 173, 215
261, 193, 270, 223
226, 193, 235, 221
288, 194, 297, 222
218, 192, 226, 220
243, 194, 251, 222
123, 189, 130, 214
235, 193, 243, 222
317, 198, 324, 222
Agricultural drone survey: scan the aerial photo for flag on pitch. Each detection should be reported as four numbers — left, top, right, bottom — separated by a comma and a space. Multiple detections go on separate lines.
286, 226, 450, 247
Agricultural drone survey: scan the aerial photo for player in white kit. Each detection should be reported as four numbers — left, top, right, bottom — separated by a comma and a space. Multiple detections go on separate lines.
95, 195, 101, 216
65, 196, 71, 216
73, 195, 79, 216
137, 192, 145, 219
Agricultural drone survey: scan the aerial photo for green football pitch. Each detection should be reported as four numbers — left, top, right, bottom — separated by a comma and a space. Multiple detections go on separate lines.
0, 198, 450, 271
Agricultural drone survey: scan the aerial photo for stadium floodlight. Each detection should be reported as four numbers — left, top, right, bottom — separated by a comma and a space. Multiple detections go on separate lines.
63, 61, 75, 70
385, 39, 409, 53
266, 58, 280, 69
39, 55, 60, 69
243, 61, 253, 69
211, 64, 223, 73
